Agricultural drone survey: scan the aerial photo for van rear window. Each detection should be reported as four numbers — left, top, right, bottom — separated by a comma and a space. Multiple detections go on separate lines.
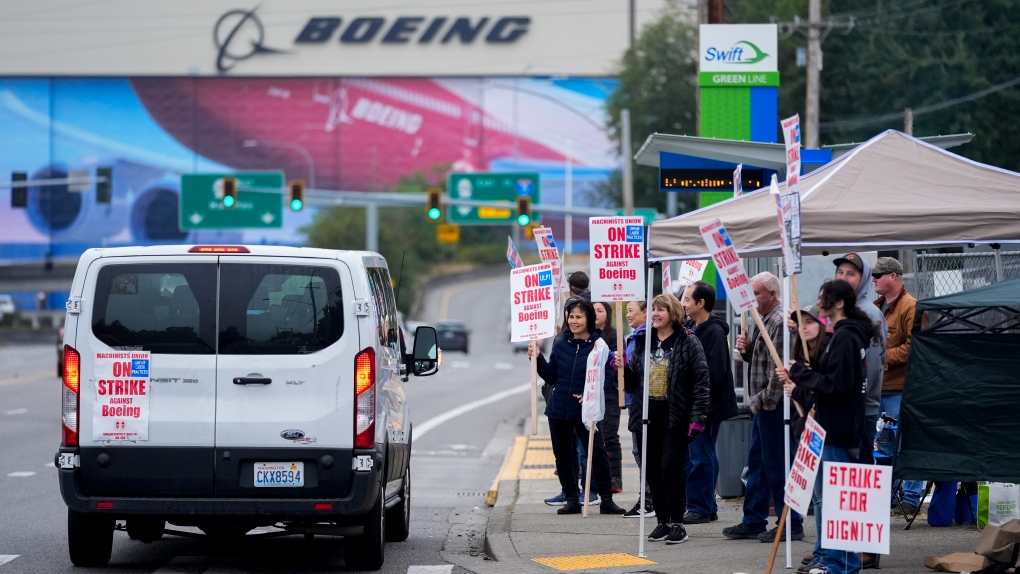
91, 264, 217, 354
218, 264, 344, 355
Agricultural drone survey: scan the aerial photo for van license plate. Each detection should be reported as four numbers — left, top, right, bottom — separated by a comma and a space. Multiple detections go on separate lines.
254, 462, 304, 487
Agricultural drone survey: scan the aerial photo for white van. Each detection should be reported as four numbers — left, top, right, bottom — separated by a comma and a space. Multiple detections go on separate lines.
55, 245, 439, 570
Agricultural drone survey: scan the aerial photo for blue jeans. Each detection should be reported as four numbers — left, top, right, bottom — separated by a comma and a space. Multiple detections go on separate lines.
742, 408, 803, 532
686, 420, 721, 516
812, 445, 862, 574
882, 393, 923, 506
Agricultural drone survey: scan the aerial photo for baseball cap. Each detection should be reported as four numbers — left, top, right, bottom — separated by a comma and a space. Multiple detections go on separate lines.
832, 253, 864, 274
793, 305, 821, 324
872, 257, 903, 276
567, 271, 589, 293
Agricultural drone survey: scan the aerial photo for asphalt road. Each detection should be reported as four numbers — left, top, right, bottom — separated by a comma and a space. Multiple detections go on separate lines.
0, 273, 528, 573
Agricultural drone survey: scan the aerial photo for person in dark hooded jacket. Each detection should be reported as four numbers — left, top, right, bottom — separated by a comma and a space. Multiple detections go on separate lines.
531, 297, 626, 516
624, 293, 711, 545
680, 281, 738, 524
778, 279, 878, 574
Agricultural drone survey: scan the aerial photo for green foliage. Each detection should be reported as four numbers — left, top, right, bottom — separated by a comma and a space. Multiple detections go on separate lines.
728, 0, 1020, 171
300, 171, 514, 313
600, 2, 700, 212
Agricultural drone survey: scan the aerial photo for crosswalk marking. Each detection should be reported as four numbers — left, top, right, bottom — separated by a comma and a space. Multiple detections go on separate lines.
0, 556, 19, 567
407, 566, 453, 574
4, 408, 27, 416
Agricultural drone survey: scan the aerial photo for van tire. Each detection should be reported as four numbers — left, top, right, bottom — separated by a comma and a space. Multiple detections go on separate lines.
343, 484, 385, 570
385, 468, 411, 542
67, 510, 114, 567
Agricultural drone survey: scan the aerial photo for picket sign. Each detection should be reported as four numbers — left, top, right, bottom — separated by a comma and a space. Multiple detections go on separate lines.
662, 261, 672, 294
785, 414, 826, 515
533, 226, 565, 293
782, 114, 802, 196
822, 462, 892, 555
589, 216, 646, 302
580, 339, 609, 518
677, 259, 708, 285
93, 351, 151, 441
698, 219, 755, 312
506, 236, 524, 269
510, 263, 556, 435
734, 163, 744, 197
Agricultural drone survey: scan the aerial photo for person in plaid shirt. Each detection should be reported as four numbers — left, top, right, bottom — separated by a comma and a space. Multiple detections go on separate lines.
722, 272, 804, 543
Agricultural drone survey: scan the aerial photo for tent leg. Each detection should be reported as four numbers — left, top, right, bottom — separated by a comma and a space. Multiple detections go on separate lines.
638, 263, 655, 558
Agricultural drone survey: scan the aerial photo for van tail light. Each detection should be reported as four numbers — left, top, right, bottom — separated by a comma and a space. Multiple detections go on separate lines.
354, 348, 376, 449
62, 345, 80, 447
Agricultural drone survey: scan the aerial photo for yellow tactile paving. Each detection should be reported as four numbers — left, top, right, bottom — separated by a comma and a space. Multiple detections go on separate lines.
533, 553, 656, 571
520, 435, 557, 479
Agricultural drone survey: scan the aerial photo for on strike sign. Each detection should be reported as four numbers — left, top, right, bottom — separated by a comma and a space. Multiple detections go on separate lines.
785, 415, 826, 516
532, 226, 564, 291
822, 462, 892, 555
510, 263, 556, 342
94, 351, 151, 441
589, 216, 645, 301
699, 219, 755, 312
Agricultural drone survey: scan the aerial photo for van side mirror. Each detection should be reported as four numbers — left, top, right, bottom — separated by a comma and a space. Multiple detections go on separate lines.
410, 326, 439, 377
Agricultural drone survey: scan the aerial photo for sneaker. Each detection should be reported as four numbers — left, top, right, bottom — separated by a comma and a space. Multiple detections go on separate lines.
807, 565, 828, 574
579, 490, 600, 505
623, 501, 654, 518
664, 524, 689, 545
682, 511, 712, 525
544, 492, 567, 506
797, 560, 824, 574
757, 526, 805, 543
648, 523, 671, 541
722, 522, 766, 539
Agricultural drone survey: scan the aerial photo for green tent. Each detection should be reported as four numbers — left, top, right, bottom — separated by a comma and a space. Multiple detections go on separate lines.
896, 277, 1020, 482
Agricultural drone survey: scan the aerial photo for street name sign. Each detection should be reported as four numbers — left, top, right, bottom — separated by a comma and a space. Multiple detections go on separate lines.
180, 172, 284, 230
448, 172, 540, 225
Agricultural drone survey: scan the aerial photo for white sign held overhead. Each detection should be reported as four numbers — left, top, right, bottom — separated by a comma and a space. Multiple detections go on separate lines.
662, 261, 672, 294
734, 163, 743, 197
782, 114, 802, 195
532, 226, 564, 291
677, 259, 709, 285
509, 263, 556, 342
785, 415, 826, 516
822, 462, 892, 555
699, 219, 756, 313
770, 174, 802, 276
93, 351, 151, 441
580, 338, 609, 430
589, 216, 646, 301
506, 236, 524, 269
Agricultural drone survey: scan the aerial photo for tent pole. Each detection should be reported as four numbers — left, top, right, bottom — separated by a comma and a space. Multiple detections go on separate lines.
638, 263, 655, 558
782, 274, 792, 568
992, 244, 1004, 282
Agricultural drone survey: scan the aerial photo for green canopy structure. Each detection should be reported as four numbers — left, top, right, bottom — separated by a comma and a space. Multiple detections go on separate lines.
896, 277, 1020, 482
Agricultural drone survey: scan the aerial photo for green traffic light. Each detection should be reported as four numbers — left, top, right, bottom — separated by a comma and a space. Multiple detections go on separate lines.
290, 198, 304, 211
428, 207, 441, 220
222, 195, 235, 208
517, 214, 530, 226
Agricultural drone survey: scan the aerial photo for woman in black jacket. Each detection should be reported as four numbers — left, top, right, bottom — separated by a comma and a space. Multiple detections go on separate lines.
530, 297, 626, 515
778, 280, 878, 574
623, 293, 711, 545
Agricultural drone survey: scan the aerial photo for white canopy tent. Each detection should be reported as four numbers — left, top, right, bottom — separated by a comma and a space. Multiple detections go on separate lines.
647, 130, 1020, 262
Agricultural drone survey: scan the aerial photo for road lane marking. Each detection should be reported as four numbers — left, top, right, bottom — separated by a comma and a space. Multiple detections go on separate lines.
407, 566, 453, 574
450, 361, 470, 369
44, 462, 55, 468
6, 472, 36, 477
4, 408, 27, 416
494, 362, 513, 370
0, 556, 18, 567
0, 372, 51, 387
414, 383, 529, 440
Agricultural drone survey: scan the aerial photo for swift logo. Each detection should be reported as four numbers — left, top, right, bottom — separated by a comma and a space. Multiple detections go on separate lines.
214, 8, 289, 72
704, 41, 770, 65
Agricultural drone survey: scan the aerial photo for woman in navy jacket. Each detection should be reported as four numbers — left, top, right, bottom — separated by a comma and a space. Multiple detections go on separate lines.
530, 297, 626, 515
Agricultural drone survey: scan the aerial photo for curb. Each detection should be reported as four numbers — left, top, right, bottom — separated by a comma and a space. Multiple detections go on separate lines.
483, 476, 523, 564
486, 435, 528, 506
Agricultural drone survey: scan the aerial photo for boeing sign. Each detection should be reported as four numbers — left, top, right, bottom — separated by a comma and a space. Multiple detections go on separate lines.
294, 16, 530, 45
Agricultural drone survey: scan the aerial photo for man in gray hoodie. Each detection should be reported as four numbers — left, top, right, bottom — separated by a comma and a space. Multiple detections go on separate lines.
832, 253, 887, 464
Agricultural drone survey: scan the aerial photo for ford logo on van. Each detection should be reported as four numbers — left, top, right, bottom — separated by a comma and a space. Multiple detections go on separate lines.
280, 429, 305, 440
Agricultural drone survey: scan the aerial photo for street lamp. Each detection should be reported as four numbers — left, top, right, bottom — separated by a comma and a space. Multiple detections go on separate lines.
242, 139, 316, 191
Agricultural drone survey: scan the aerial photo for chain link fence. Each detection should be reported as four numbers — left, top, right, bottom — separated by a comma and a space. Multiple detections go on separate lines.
913, 251, 1020, 300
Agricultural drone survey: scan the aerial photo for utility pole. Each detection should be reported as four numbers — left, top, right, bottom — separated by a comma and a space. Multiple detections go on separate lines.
709, 0, 725, 24
904, 107, 914, 136
621, 109, 634, 216
805, 0, 821, 149
629, 0, 635, 49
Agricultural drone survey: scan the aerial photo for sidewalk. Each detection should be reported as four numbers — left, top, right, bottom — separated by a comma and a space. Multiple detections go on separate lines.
473, 417, 983, 574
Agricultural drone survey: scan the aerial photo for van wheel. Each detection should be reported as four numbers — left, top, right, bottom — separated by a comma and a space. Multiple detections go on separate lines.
344, 484, 385, 570
67, 510, 114, 567
385, 468, 411, 542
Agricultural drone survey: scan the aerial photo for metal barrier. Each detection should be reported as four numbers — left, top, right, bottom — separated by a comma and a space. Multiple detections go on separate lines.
913, 250, 1020, 299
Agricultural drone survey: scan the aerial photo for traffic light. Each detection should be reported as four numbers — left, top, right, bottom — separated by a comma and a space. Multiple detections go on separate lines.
221, 176, 237, 208
95, 167, 112, 204
288, 179, 305, 211
426, 188, 442, 221
10, 172, 27, 208
516, 195, 532, 227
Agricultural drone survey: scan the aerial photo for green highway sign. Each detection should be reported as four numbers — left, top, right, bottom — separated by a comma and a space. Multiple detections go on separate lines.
447, 172, 540, 225
180, 172, 284, 230
616, 208, 660, 226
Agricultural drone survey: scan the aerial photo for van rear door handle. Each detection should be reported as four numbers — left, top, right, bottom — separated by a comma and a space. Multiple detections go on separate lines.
233, 377, 272, 385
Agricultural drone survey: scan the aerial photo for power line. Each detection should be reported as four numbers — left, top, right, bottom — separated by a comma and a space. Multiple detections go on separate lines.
819, 75, 1020, 132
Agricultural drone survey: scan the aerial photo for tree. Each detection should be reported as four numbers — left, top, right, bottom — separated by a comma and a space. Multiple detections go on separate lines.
596, 2, 700, 213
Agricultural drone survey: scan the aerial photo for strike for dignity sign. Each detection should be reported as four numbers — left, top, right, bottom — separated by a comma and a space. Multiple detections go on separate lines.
589, 216, 645, 301
822, 462, 892, 555
94, 351, 151, 441
510, 262, 556, 342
